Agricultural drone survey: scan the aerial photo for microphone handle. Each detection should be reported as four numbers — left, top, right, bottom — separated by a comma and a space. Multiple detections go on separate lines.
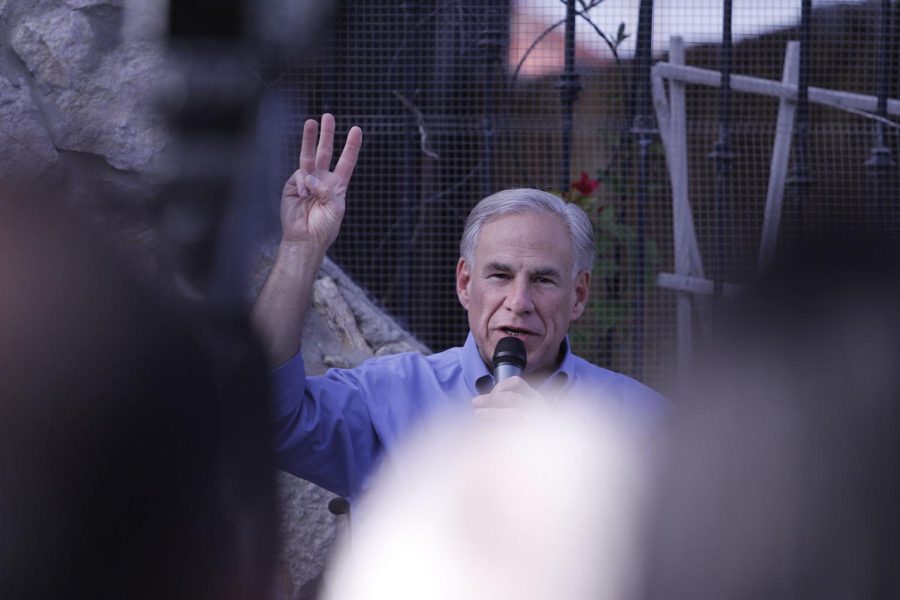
494, 363, 522, 383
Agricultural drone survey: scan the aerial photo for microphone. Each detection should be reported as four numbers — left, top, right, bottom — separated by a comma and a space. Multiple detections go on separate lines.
492, 336, 527, 383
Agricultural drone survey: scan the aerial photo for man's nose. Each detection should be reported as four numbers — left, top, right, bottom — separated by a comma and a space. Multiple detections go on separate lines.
504, 278, 534, 313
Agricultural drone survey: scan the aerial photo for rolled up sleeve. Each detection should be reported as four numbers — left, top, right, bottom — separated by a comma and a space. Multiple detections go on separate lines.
271, 351, 381, 499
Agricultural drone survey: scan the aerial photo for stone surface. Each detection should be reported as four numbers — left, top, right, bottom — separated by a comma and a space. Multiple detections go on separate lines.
52, 41, 170, 172
0, 1, 171, 282
3, 2, 170, 180
313, 275, 373, 358
11, 8, 100, 90
320, 258, 429, 356
64, 0, 122, 9
121, 0, 166, 42
0, 72, 59, 180
275, 471, 341, 600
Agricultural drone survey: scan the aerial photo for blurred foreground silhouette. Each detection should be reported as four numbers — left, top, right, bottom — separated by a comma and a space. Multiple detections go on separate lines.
0, 192, 275, 599
640, 237, 900, 598
323, 404, 653, 600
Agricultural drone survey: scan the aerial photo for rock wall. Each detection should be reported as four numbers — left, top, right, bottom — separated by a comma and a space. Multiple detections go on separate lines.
0, 2, 429, 597
0, 0, 173, 282
0, 0, 169, 193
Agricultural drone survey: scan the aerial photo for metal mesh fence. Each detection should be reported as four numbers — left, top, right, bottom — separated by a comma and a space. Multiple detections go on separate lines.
266, 0, 899, 393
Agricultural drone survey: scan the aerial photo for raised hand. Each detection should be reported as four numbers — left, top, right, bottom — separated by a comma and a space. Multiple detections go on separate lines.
281, 113, 363, 249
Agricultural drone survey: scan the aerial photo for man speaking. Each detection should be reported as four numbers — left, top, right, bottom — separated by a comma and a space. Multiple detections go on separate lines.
252, 114, 666, 501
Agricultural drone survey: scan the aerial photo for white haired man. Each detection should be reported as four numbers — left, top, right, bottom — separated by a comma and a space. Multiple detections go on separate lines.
252, 114, 666, 501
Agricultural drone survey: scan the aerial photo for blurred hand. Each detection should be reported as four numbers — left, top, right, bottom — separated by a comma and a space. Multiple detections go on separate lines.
280, 113, 363, 249
472, 376, 546, 423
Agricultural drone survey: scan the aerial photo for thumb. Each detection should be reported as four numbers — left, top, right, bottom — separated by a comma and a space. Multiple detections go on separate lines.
305, 174, 329, 197
295, 171, 309, 199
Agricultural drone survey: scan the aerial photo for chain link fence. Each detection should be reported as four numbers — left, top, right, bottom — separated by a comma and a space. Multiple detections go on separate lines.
265, 0, 898, 393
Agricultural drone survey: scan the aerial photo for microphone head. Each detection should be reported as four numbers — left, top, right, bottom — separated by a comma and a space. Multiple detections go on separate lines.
492, 336, 527, 371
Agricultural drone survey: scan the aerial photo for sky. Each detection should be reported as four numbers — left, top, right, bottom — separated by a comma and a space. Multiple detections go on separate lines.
517, 0, 873, 56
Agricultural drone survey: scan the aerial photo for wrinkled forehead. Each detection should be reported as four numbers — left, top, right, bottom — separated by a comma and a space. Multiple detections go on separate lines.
474, 209, 565, 242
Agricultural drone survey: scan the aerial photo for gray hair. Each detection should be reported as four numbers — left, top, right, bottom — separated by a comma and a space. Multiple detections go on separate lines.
459, 188, 595, 278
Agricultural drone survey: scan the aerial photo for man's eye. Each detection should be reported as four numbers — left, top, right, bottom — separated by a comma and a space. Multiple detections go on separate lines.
536, 277, 556, 285
488, 273, 510, 280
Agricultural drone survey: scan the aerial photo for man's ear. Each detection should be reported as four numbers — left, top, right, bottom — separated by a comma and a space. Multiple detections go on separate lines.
571, 270, 590, 320
456, 258, 471, 309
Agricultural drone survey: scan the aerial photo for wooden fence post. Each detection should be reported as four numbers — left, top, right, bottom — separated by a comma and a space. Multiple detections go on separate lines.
759, 41, 800, 272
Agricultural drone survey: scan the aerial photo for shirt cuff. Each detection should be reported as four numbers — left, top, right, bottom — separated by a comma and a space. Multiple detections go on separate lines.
271, 349, 308, 420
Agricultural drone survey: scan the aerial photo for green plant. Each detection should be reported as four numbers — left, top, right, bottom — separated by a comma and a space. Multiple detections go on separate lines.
563, 172, 660, 367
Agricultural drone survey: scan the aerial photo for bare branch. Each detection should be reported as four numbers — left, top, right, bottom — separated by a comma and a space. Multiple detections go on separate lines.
392, 90, 440, 160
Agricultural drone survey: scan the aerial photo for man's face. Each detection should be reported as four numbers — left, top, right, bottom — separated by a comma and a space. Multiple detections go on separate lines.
456, 212, 590, 374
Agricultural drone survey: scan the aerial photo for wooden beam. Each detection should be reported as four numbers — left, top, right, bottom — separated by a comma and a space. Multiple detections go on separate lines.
653, 62, 900, 117
655, 36, 708, 382
656, 272, 742, 299
667, 37, 705, 281
759, 41, 800, 272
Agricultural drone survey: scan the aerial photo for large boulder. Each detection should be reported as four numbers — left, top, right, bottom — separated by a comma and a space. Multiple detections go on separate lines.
8, 3, 168, 172
0, 71, 59, 179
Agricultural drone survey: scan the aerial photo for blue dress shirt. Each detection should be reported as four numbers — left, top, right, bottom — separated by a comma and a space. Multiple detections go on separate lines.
272, 332, 666, 500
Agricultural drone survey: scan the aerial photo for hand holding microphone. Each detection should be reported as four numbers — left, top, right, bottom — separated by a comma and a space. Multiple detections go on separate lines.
472, 336, 542, 422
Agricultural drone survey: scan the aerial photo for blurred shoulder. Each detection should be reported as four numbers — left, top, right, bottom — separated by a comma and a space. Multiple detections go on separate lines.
568, 353, 669, 415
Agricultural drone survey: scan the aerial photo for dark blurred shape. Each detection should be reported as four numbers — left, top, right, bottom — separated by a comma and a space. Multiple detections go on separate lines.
327, 497, 351, 517
0, 193, 274, 599
640, 236, 900, 598
160, 0, 260, 307
169, 0, 246, 39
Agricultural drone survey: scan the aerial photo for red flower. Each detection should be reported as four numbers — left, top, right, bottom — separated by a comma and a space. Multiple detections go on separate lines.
571, 171, 599, 195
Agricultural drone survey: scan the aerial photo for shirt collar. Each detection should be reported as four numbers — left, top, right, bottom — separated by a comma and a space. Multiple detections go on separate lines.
461, 333, 493, 395
462, 332, 575, 396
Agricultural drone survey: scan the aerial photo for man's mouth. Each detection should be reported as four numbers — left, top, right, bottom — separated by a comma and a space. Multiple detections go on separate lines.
499, 326, 534, 338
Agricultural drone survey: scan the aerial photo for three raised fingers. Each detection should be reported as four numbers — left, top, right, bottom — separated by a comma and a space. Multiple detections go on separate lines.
298, 114, 362, 186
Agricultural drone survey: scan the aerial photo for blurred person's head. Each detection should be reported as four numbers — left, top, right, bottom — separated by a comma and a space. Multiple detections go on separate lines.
639, 238, 900, 598
0, 193, 274, 599
456, 189, 593, 375
325, 403, 651, 600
